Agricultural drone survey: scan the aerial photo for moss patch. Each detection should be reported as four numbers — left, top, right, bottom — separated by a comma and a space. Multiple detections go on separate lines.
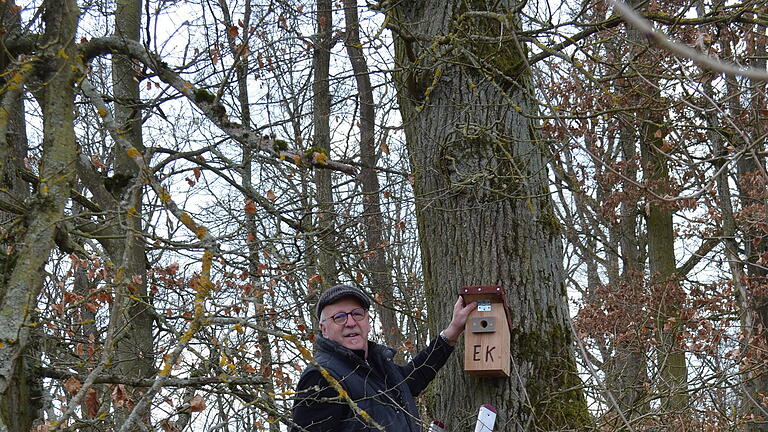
514, 325, 594, 430
451, 0, 529, 87
540, 199, 562, 236
193, 88, 216, 104
438, 126, 530, 202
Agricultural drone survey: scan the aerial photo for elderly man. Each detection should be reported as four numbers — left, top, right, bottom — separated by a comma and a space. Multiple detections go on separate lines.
290, 284, 476, 431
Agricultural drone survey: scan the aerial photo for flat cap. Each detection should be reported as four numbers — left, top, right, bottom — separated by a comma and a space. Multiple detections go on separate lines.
316, 284, 371, 319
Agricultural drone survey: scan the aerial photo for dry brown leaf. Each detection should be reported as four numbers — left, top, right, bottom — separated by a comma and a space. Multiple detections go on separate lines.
85, 389, 99, 417
63, 377, 81, 395
189, 395, 206, 412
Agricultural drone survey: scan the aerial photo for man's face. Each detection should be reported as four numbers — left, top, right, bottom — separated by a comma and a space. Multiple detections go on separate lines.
319, 297, 370, 355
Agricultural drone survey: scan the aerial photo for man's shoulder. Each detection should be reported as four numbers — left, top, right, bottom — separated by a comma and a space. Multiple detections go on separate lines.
295, 365, 335, 396
297, 364, 323, 387
367, 340, 397, 361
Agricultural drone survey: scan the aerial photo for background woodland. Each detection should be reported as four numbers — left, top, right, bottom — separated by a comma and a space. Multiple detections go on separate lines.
0, 0, 767, 431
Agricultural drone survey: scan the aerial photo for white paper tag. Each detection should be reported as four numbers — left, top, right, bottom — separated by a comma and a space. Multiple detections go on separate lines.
474, 404, 497, 432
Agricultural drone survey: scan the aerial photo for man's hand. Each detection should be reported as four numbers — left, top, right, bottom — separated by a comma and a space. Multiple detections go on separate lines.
441, 297, 477, 344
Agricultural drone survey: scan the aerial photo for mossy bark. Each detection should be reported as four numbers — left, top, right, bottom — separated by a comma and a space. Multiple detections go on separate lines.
388, 1, 592, 430
109, 1, 155, 429
0, 1, 80, 430
0, 2, 40, 428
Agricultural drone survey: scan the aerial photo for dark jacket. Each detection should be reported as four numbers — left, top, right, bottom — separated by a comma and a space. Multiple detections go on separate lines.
290, 335, 454, 431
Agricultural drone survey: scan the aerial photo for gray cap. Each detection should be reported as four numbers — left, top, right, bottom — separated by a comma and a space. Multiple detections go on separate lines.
316, 284, 371, 319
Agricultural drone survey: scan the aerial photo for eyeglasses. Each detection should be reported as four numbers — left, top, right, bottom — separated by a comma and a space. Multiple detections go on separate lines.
323, 308, 367, 325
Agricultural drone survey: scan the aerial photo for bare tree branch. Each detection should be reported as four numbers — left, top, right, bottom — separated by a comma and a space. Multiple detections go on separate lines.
611, 0, 768, 81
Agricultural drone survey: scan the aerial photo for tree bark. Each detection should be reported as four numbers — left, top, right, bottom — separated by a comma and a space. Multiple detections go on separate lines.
218, 2, 280, 429
0, 1, 80, 430
312, 0, 338, 292
110, 0, 155, 428
641, 112, 688, 413
388, 2, 590, 429
343, 0, 402, 351
610, 126, 649, 418
0, 2, 42, 430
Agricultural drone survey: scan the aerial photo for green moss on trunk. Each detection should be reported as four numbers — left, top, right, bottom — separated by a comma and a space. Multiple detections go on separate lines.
514, 325, 594, 430
452, 0, 529, 85
0, 343, 42, 431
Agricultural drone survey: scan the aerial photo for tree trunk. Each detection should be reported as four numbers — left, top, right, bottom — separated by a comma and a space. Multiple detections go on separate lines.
737, 23, 768, 431
343, 0, 402, 351
110, 0, 154, 428
610, 127, 649, 418
218, 1, 280, 429
640, 110, 688, 414
0, 2, 42, 430
312, 0, 338, 292
0, 1, 80, 430
699, 72, 756, 428
618, 4, 688, 415
388, 2, 590, 429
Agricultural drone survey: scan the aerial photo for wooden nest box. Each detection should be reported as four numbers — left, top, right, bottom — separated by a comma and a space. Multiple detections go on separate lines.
459, 285, 512, 378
